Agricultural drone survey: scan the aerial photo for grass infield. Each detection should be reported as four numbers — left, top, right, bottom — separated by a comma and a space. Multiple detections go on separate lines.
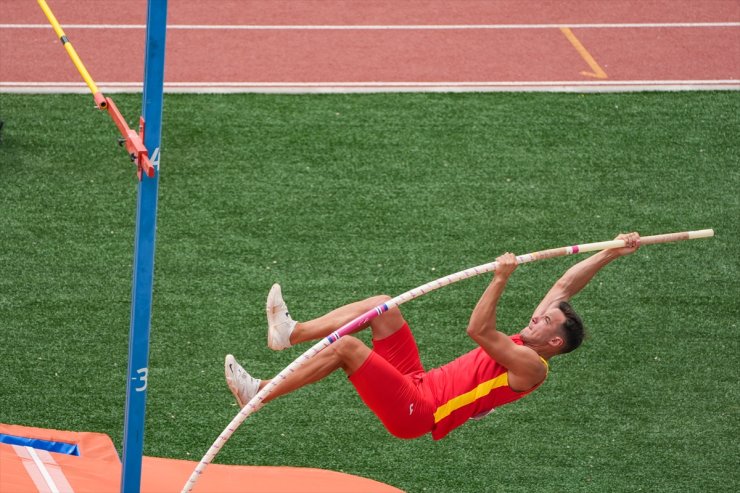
0, 91, 738, 492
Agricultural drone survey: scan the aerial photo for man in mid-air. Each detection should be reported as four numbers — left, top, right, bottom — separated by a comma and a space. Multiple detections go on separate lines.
225, 233, 640, 440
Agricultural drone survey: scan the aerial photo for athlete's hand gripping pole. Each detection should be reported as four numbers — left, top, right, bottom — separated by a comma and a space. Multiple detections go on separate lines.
182, 228, 714, 493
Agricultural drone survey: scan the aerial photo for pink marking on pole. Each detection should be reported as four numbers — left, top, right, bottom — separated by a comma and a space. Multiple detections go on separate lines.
572, 245, 580, 254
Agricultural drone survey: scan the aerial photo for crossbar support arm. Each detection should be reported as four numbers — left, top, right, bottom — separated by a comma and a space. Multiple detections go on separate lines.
105, 98, 155, 179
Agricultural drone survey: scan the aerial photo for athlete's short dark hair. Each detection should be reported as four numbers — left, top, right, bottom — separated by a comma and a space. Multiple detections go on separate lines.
557, 301, 585, 354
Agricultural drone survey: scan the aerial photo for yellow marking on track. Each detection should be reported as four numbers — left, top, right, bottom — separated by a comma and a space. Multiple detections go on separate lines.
560, 27, 608, 79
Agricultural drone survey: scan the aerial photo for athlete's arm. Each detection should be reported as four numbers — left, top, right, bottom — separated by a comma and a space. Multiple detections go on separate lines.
532, 232, 641, 317
467, 253, 545, 390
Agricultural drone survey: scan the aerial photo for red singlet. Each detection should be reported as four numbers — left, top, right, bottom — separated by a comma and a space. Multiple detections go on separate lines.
349, 325, 547, 440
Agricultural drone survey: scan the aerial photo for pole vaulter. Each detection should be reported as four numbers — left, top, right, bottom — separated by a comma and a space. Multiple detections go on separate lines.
183, 228, 714, 492
36, 1, 169, 491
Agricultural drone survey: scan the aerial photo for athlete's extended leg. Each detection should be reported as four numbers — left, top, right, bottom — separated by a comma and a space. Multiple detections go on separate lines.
267, 284, 406, 349
225, 336, 433, 438
227, 336, 372, 405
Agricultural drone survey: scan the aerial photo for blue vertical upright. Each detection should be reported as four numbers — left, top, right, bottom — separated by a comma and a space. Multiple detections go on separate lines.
121, 1, 168, 492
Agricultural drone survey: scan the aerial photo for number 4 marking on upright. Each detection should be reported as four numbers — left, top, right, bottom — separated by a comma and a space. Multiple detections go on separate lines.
150, 148, 161, 172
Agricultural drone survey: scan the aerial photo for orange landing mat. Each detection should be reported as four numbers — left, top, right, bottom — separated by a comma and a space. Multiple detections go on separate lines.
0, 424, 404, 493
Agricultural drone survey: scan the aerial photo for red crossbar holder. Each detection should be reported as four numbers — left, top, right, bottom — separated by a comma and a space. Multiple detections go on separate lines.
104, 97, 155, 180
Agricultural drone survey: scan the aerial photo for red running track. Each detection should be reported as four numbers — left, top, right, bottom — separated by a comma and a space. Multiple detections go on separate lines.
1, 0, 739, 93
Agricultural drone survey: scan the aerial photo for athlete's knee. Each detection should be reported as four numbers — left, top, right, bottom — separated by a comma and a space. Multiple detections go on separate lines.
366, 294, 392, 306
331, 336, 367, 359
331, 336, 371, 373
366, 294, 404, 318
366, 296, 404, 338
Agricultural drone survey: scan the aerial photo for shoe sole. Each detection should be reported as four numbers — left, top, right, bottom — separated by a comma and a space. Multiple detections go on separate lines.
266, 283, 282, 350
224, 354, 245, 407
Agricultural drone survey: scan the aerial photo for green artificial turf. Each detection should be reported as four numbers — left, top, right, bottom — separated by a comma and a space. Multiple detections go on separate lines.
0, 91, 738, 492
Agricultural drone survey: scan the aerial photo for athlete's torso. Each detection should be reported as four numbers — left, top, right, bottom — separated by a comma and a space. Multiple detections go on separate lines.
424, 334, 547, 440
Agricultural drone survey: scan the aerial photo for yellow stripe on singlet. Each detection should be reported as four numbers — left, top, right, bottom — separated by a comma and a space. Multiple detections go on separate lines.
433, 358, 549, 424
433, 373, 509, 423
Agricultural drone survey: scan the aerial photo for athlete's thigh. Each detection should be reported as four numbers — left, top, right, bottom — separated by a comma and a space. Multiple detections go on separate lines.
349, 351, 434, 439
372, 322, 425, 375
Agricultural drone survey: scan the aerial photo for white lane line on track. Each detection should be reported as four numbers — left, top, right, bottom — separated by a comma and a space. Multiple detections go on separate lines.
3, 80, 739, 87
2, 80, 739, 94
2, 22, 740, 30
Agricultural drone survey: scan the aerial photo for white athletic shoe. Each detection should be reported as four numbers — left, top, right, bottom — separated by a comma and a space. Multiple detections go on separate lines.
224, 354, 261, 407
266, 283, 297, 350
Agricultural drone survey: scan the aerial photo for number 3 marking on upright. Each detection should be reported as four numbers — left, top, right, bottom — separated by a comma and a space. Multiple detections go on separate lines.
135, 367, 148, 392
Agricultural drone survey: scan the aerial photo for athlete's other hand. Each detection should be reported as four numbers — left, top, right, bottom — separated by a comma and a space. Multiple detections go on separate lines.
613, 232, 640, 256
495, 252, 518, 279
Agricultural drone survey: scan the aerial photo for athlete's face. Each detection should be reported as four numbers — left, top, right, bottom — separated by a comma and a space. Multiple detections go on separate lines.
520, 306, 567, 347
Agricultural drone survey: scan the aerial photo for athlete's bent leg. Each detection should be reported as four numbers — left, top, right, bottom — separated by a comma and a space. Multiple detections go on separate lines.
259, 336, 372, 403
290, 295, 407, 345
